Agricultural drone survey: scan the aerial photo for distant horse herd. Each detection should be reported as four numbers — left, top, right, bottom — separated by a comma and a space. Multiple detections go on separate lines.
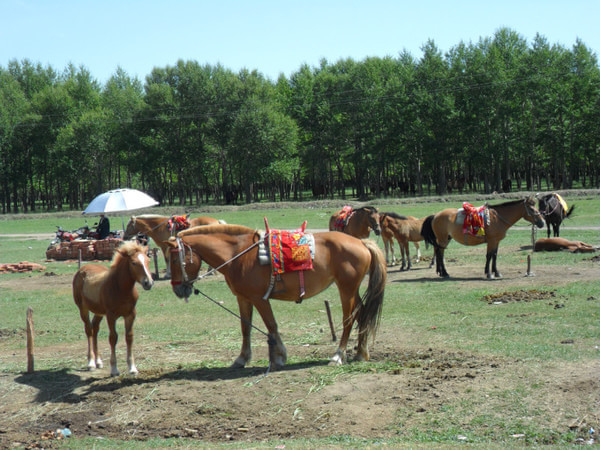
72, 192, 597, 376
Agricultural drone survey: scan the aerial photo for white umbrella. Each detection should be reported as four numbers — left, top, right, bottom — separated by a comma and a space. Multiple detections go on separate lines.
83, 188, 159, 215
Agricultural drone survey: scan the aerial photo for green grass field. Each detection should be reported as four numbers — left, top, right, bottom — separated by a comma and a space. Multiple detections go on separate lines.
0, 192, 598, 448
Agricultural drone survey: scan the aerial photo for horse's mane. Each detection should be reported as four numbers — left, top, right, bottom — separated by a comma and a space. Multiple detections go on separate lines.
134, 214, 166, 219
357, 206, 378, 213
110, 241, 146, 268
487, 198, 531, 209
178, 223, 255, 237
381, 211, 408, 220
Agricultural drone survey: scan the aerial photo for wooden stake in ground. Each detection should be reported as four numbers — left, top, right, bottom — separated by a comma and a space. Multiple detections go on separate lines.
26, 307, 34, 373
324, 300, 336, 342
152, 248, 159, 280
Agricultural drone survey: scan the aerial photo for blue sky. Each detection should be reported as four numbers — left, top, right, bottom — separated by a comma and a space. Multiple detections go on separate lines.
2, 0, 599, 83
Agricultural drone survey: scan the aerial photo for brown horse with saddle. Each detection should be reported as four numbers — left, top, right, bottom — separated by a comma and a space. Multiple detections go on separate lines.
421, 196, 545, 278
329, 206, 381, 238
166, 222, 386, 370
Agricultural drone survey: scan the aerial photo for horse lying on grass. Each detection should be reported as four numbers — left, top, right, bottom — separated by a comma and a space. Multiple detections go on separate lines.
534, 237, 597, 253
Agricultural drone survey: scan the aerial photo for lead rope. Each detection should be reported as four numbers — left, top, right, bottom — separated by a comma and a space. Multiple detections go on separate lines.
192, 286, 275, 377
179, 235, 275, 377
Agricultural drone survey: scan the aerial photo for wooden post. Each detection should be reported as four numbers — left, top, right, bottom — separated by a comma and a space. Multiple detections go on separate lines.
152, 248, 159, 280
324, 300, 336, 342
78, 248, 82, 269
26, 307, 34, 373
525, 254, 535, 277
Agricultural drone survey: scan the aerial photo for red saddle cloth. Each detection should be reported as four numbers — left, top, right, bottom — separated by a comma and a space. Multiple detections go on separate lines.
462, 203, 488, 236
168, 214, 191, 232
333, 206, 353, 231
268, 220, 313, 275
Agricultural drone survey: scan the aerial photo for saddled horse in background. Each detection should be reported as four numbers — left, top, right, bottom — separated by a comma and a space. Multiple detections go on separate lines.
329, 206, 381, 238
379, 212, 430, 270
537, 193, 575, 238
166, 224, 386, 370
123, 214, 225, 277
73, 241, 154, 376
421, 197, 545, 279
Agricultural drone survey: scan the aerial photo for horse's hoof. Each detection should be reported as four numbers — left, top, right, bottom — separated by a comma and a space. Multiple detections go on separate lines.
329, 353, 344, 366
230, 358, 246, 369
110, 370, 120, 377
487, 273, 494, 279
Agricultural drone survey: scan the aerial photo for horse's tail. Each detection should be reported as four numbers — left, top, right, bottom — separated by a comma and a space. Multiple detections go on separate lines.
565, 204, 575, 219
355, 239, 387, 341
421, 215, 438, 248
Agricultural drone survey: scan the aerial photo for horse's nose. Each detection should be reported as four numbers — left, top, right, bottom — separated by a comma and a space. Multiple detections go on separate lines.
142, 278, 154, 290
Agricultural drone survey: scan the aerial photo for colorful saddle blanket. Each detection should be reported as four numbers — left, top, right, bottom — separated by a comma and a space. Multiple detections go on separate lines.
332, 206, 354, 231
268, 220, 314, 275
553, 193, 569, 214
168, 214, 191, 233
461, 203, 490, 236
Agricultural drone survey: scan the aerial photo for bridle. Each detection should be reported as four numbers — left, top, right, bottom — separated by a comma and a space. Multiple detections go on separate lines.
169, 235, 262, 287
523, 199, 543, 222
170, 237, 194, 285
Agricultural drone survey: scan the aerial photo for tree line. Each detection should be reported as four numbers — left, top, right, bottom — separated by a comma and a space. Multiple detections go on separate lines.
1, 28, 599, 214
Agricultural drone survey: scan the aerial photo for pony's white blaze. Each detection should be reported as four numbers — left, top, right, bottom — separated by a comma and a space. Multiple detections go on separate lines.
137, 253, 152, 281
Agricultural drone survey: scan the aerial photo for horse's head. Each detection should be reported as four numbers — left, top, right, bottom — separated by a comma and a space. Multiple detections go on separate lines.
523, 196, 545, 228
361, 206, 381, 236
166, 236, 202, 302
116, 241, 154, 291
122, 216, 138, 240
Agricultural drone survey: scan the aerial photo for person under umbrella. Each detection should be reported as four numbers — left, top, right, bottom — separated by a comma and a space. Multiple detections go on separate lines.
96, 214, 110, 239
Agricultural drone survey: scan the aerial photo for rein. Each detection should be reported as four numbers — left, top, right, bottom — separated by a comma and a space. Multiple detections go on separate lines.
171, 234, 274, 376
171, 235, 263, 285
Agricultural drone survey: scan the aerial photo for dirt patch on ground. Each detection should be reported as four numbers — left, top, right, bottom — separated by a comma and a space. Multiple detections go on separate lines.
0, 250, 598, 447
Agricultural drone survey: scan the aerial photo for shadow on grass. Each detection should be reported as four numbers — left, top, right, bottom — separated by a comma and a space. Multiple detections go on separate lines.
13, 359, 330, 404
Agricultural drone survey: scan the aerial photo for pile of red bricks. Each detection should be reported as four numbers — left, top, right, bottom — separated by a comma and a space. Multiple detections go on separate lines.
0, 262, 47, 273
46, 238, 123, 261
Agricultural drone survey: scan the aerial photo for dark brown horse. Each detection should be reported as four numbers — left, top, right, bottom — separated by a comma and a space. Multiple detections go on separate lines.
73, 241, 154, 376
537, 193, 575, 238
421, 197, 545, 279
166, 224, 386, 370
329, 206, 381, 239
123, 214, 224, 277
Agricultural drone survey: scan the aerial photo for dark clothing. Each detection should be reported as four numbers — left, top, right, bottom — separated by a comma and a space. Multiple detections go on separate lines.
97, 216, 110, 239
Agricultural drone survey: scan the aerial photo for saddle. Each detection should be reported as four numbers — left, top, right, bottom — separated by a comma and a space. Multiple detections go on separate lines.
332, 206, 354, 231
168, 214, 191, 233
460, 203, 490, 237
259, 218, 315, 302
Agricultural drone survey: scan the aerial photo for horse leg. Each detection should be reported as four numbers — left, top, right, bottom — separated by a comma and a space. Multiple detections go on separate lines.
405, 241, 412, 270
78, 307, 96, 370
330, 287, 359, 365
435, 247, 449, 278
251, 299, 287, 370
106, 314, 120, 377
231, 299, 254, 368
485, 244, 501, 279
124, 313, 138, 375
553, 223, 560, 237
414, 242, 421, 264
383, 239, 391, 265
91, 314, 104, 369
